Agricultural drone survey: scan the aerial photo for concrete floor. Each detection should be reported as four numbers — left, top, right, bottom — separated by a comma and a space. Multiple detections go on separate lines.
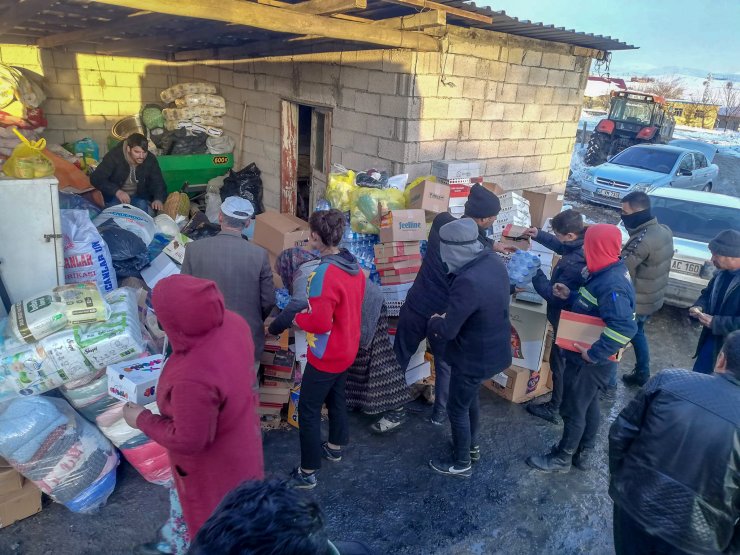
1, 154, 736, 555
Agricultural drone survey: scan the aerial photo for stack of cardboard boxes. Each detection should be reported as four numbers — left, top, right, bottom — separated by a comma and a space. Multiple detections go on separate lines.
375, 209, 426, 288
252, 211, 311, 288
0, 458, 42, 529
430, 160, 481, 218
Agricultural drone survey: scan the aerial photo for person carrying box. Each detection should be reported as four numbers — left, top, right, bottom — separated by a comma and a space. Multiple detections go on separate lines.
527, 224, 637, 473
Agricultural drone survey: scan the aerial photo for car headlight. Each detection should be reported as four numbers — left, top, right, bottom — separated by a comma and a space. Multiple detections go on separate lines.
633, 182, 652, 192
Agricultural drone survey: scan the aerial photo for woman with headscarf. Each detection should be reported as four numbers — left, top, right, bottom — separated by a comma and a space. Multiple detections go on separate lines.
123, 274, 264, 550
267, 247, 321, 337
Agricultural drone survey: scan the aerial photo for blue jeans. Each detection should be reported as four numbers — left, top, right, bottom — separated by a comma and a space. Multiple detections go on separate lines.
104, 195, 151, 214
447, 369, 481, 465
609, 314, 649, 387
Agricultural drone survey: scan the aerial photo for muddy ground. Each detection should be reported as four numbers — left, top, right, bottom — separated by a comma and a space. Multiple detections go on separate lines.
1, 155, 737, 555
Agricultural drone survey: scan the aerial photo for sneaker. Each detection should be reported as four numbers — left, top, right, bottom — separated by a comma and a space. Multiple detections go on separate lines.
289, 466, 317, 489
321, 442, 342, 462
622, 371, 649, 387
429, 458, 472, 478
526, 401, 562, 425
370, 409, 406, 434
470, 445, 481, 463
430, 410, 447, 426
600, 386, 617, 402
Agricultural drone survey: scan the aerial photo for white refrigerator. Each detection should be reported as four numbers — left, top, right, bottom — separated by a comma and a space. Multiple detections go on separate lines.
0, 176, 64, 316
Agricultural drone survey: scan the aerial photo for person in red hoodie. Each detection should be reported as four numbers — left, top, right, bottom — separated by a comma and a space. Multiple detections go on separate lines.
290, 209, 365, 489
122, 274, 264, 546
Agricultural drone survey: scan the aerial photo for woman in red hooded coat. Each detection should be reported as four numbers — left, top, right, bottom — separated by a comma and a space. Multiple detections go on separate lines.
123, 274, 264, 544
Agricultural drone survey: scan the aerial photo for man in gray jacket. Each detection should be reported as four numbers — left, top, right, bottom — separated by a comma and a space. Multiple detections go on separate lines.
617, 191, 674, 389
181, 197, 274, 367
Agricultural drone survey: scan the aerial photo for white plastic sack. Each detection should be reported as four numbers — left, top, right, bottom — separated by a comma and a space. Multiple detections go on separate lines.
62, 209, 117, 294
206, 134, 235, 155
205, 192, 222, 224
93, 204, 157, 246
154, 214, 180, 238
160, 82, 217, 103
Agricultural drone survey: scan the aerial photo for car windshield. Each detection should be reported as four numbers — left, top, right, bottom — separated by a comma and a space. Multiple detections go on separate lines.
609, 148, 679, 174
609, 97, 654, 125
651, 197, 740, 242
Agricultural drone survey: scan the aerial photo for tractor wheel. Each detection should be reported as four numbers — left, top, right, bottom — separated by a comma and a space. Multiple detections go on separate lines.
584, 133, 608, 166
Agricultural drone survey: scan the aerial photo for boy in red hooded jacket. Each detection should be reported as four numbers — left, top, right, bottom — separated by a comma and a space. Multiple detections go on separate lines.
526, 224, 637, 473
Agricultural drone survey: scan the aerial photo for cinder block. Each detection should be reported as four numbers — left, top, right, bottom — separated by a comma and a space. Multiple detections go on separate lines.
522, 50, 543, 67
247, 107, 268, 126
522, 104, 543, 122
366, 115, 396, 138
557, 104, 578, 123
528, 122, 547, 139
505, 64, 530, 85
508, 122, 529, 140
401, 162, 433, 180
334, 109, 368, 134
444, 141, 457, 159
546, 70, 566, 87
342, 67, 370, 91
516, 139, 536, 156
556, 152, 573, 169
541, 51, 560, 69
413, 75, 440, 97
455, 140, 481, 159
402, 119, 436, 141
355, 91, 380, 115
339, 88, 356, 110
0, 45, 41, 66
76, 115, 111, 130
535, 87, 555, 105
354, 134, 379, 156
436, 80, 463, 99
59, 100, 84, 115
522, 156, 542, 173
558, 54, 576, 71
505, 47, 524, 65
468, 120, 492, 140
479, 139, 499, 159
420, 97, 450, 119
551, 138, 572, 155
563, 71, 582, 89
415, 52, 442, 75
452, 55, 479, 78
417, 140, 447, 162
503, 103, 524, 122
515, 85, 537, 104
486, 60, 508, 81
146, 73, 172, 90
545, 122, 564, 139
382, 50, 414, 73
434, 119, 460, 141
117, 101, 142, 116
88, 100, 120, 116
233, 72, 253, 90
447, 99, 473, 120
383, 95, 419, 119
112, 73, 141, 88
56, 69, 81, 86
497, 139, 519, 157
535, 139, 554, 156
483, 101, 505, 121
471, 100, 485, 119
528, 67, 549, 86
496, 83, 517, 103
368, 71, 398, 95
540, 105, 559, 123
463, 78, 486, 100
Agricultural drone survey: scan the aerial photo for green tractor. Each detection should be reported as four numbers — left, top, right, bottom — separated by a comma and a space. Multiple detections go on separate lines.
584, 91, 676, 166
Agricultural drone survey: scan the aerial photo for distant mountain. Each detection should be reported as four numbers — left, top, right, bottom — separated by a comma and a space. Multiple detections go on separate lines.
608, 65, 740, 82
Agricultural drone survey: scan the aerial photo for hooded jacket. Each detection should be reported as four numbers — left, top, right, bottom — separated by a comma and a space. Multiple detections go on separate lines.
609, 369, 740, 554
90, 142, 167, 202
294, 250, 366, 373
620, 217, 674, 316
136, 275, 264, 536
531, 230, 586, 329
428, 250, 512, 378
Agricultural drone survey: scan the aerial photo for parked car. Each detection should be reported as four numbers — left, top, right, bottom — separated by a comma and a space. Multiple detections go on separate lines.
617, 188, 740, 308
580, 140, 719, 208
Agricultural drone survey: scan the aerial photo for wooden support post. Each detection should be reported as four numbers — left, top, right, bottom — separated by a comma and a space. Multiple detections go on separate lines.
90, 0, 440, 51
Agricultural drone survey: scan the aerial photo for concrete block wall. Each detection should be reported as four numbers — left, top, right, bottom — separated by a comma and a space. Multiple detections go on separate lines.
0, 44, 177, 153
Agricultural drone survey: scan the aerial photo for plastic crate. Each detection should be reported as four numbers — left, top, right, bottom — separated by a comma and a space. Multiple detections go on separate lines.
158, 152, 234, 193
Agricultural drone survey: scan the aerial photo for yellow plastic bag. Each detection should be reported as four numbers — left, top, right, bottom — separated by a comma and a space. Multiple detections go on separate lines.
350, 187, 406, 234
325, 165, 357, 212
403, 175, 436, 206
3, 128, 54, 178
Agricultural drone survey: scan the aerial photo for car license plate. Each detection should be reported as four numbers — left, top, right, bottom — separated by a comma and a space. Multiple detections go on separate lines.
596, 188, 621, 199
671, 259, 702, 276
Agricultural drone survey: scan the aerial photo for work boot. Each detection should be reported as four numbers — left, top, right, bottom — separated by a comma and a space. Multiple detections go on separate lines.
572, 447, 594, 471
526, 445, 573, 473
600, 385, 617, 402
526, 401, 562, 424
622, 370, 649, 387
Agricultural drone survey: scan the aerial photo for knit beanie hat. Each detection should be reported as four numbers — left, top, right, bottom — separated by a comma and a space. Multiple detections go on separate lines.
584, 224, 622, 273
464, 184, 501, 219
708, 229, 740, 258
439, 218, 484, 274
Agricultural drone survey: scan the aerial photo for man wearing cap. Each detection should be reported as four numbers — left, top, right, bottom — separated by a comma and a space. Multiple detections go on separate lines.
181, 197, 274, 367
427, 218, 512, 477
393, 184, 509, 425
689, 229, 740, 373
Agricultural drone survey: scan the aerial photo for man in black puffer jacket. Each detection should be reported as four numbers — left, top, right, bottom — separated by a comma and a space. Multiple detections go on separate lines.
523, 209, 586, 424
608, 330, 740, 555
427, 218, 512, 478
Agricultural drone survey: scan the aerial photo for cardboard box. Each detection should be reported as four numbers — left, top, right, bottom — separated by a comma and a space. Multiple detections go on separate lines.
375, 259, 422, 273
380, 272, 418, 286
407, 181, 450, 214
543, 325, 554, 363
260, 376, 294, 396
287, 385, 300, 429
378, 210, 427, 243
0, 468, 23, 497
253, 211, 310, 256
107, 355, 164, 404
482, 182, 505, 195
380, 282, 413, 302
500, 224, 531, 251
406, 341, 427, 370
484, 362, 551, 403
510, 299, 549, 371
374, 242, 420, 259
431, 160, 481, 180
141, 253, 180, 290
264, 319, 290, 351
374, 253, 422, 266
556, 311, 624, 361
448, 183, 472, 199
259, 389, 290, 405
405, 361, 431, 385
163, 233, 192, 264
377, 265, 421, 278
0, 481, 41, 529
523, 189, 564, 228
261, 350, 296, 380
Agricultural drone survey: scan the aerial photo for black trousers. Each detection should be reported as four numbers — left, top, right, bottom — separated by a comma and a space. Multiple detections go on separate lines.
447, 369, 482, 465
549, 345, 565, 410
613, 504, 692, 555
299, 363, 349, 471
558, 357, 614, 453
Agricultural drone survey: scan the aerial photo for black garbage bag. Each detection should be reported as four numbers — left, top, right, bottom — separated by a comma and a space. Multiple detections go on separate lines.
355, 170, 389, 189
97, 220, 150, 279
58, 192, 102, 219
220, 162, 265, 214
159, 129, 208, 155
181, 210, 221, 241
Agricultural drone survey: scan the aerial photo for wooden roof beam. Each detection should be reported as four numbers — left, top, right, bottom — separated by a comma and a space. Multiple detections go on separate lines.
90, 0, 440, 52
0, 0, 50, 35
37, 12, 168, 48
379, 0, 492, 24
373, 10, 446, 30
291, 0, 367, 16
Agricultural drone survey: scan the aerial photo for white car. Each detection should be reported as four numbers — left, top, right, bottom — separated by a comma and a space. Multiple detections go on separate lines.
617, 188, 740, 308
581, 140, 719, 208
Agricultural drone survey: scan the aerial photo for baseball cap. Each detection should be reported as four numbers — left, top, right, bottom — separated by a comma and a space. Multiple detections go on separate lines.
221, 196, 255, 220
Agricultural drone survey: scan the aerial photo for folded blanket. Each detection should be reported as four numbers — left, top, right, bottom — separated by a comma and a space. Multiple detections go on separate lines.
0, 396, 69, 463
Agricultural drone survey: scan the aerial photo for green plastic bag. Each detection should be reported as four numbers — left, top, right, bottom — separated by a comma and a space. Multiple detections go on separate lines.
350, 187, 405, 234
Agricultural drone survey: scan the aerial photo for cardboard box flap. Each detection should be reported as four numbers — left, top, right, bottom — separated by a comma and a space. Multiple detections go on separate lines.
556, 311, 624, 361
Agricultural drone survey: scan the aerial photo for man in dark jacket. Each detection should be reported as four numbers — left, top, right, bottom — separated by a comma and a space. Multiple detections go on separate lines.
523, 209, 586, 424
618, 191, 674, 388
394, 184, 507, 425
527, 224, 637, 473
427, 218, 512, 478
608, 330, 740, 555
91, 133, 167, 214
690, 229, 740, 373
